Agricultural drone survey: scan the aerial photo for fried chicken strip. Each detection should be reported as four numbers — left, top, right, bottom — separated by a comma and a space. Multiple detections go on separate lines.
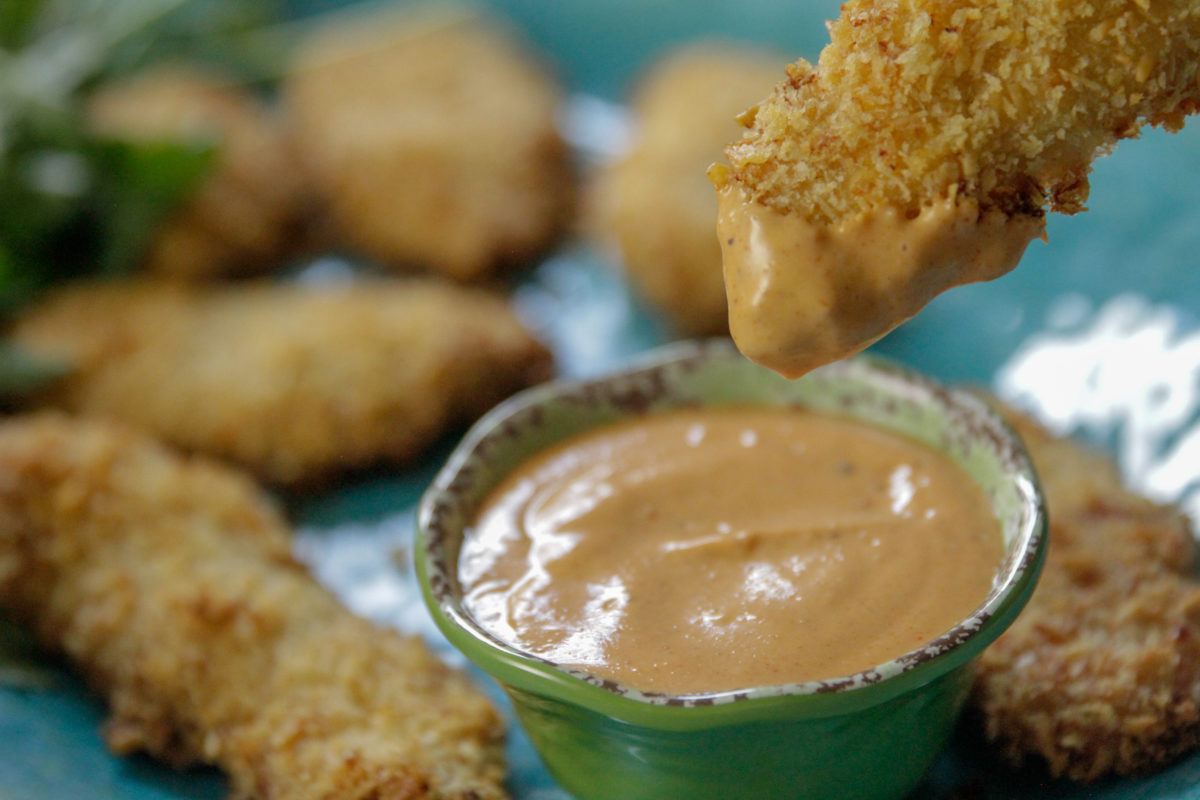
971, 403, 1200, 781
284, 7, 575, 281
711, 0, 1200, 377
7, 280, 553, 487
0, 413, 507, 799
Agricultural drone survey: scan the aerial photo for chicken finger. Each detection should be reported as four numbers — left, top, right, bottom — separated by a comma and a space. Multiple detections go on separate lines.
712, 0, 1200, 377
284, 8, 575, 281
971, 402, 1200, 781
7, 279, 553, 487
0, 413, 507, 799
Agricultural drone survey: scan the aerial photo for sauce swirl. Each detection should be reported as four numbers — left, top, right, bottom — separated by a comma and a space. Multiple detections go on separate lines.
459, 406, 1002, 693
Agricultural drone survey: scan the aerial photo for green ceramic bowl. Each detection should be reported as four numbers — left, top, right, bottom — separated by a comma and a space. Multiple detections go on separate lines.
416, 340, 1046, 800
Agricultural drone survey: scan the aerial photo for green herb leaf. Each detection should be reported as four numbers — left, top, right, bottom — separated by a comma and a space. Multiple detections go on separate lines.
0, 0, 284, 315
0, 0, 48, 49
89, 135, 219, 276
97, 0, 287, 86
0, 97, 217, 308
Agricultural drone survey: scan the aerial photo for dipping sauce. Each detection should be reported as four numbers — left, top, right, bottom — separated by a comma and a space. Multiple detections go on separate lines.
715, 183, 1044, 379
459, 406, 1003, 694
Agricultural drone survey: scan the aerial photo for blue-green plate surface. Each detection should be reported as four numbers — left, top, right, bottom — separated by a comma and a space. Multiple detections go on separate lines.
3, 1, 1199, 798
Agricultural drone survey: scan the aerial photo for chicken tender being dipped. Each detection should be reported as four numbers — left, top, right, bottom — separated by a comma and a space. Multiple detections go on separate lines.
7, 280, 553, 487
711, 0, 1200, 377
0, 413, 508, 800
285, 7, 575, 282
87, 67, 311, 280
971, 402, 1200, 782
590, 45, 782, 336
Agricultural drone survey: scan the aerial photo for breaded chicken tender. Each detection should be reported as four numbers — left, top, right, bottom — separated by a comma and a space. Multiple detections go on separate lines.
8, 280, 553, 487
712, 0, 1200, 377
87, 66, 311, 280
590, 45, 782, 335
971, 404, 1200, 782
0, 414, 507, 800
285, 7, 574, 282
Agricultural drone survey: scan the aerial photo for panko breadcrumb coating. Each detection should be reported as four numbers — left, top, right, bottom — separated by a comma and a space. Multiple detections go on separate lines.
87, 66, 311, 280
0, 413, 507, 800
720, 0, 1200, 224
8, 280, 553, 487
711, 0, 1200, 378
590, 45, 782, 335
285, 8, 574, 282
972, 403, 1200, 782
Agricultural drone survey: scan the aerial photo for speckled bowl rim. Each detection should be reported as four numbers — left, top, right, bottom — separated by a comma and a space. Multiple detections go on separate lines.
417, 340, 1046, 727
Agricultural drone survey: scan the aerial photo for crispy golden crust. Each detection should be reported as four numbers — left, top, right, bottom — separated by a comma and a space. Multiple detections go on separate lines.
0, 413, 507, 800
590, 45, 782, 335
284, 8, 575, 281
8, 280, 553, 487
971, 404, 1200, 782
86, 66, 312, 279
720, 0, 1200, 224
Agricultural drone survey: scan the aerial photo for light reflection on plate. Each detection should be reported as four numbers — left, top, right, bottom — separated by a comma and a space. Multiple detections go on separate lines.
997, 293, 1200, 525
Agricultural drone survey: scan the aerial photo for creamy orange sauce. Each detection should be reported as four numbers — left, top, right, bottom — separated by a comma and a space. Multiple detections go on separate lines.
459, 407, 1002, 694
716, 185, 1044, 378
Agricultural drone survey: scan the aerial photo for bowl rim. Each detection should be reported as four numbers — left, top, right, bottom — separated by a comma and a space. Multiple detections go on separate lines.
416, 340, 1047, 727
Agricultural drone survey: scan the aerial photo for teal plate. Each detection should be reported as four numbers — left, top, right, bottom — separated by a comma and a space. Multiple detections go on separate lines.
3, 1, 1199, 798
